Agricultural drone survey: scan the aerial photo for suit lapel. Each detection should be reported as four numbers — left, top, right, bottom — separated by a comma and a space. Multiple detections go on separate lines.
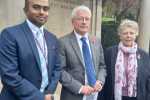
44, 29, 53, 81
69, 32, 85, 67
22, 21, 41, 71
136, 49, 142, 87
88, 34, 96, 70
111, 45, 118, 87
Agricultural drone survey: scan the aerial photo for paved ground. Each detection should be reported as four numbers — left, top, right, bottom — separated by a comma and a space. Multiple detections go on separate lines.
54, 83, 62, 100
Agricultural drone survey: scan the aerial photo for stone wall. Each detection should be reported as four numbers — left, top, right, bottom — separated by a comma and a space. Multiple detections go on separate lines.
45, 0, 93, 38
0, 0, 25, 33
0, 0, 95, 38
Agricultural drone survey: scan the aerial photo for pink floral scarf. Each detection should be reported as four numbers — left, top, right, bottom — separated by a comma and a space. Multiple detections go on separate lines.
114, 41, 137, 100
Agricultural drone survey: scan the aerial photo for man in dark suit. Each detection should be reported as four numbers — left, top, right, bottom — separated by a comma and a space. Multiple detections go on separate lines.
0, 0, 62, 100
58, 5, 106, 100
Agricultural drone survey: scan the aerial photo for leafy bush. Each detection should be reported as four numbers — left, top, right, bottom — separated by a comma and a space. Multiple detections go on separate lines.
102, 17, 114, 21
124, 13, 136, 21
101, 21, 121, 52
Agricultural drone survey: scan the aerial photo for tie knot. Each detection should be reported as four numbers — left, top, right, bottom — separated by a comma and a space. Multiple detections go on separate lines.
37, 29, 42, 38
81, 37, 86, 42
38, 29, 42, 34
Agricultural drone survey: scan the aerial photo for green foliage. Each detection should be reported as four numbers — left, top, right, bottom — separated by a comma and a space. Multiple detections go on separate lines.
103, 0, 141, 22
102, 17, 114, 21
101, 21, 121, 52
124, 13, 136, 21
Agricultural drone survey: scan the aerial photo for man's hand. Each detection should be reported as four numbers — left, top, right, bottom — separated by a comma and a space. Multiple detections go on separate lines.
45, 94, 53, 100
80, 85, 94, 96
94, 81, 102, 92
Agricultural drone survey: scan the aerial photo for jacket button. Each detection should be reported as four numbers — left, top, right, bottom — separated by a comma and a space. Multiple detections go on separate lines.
38, 80, 41, 83
82, 73, 84, 75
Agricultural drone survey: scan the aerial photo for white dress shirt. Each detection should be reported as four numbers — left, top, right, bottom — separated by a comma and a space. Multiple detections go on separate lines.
26, 19, 48, 92
74, 30, 98, 100
26, 19, 48, 62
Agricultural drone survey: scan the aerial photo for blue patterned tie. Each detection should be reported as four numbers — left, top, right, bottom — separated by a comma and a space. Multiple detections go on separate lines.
36, 29, 48, 92
81, 37, 96, 87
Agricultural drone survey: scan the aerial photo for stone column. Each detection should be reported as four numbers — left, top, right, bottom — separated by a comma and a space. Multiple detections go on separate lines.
91, 0, 96, 36
95, 0, 102, 39
137, 0, 150, 53
91, 0, 102, 39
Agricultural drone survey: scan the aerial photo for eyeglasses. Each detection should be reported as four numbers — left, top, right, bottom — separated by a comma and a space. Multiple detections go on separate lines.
76, 18, 90, 22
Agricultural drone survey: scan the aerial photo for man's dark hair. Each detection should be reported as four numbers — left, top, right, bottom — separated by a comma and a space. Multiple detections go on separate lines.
25, 0, 29, 11
25, 0, 50, 12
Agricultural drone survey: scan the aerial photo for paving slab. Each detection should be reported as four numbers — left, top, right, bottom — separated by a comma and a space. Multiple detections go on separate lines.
54, 82, 62, 100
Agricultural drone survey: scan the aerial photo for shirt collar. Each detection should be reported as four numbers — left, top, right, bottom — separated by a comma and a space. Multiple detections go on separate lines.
74, 30, 88, 41
26, 19, 44, 35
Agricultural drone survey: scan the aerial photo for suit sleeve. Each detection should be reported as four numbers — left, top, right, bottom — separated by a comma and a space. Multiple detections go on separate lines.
146, 57, 150, 100
58, 38, 83, 95
0, 29, 45, 100
43, 36, 62, 95
97, 38, 107, 86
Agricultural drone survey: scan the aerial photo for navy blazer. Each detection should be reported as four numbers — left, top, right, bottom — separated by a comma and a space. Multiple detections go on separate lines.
103, 45, 150, 100
0, 21, 62, 100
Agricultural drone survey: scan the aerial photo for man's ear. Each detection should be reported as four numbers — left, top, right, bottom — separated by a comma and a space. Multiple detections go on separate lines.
23, 7, 27, 15
71, 19, 74, 26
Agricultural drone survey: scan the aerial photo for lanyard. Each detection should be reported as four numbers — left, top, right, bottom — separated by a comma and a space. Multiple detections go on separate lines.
31, 30, 49, 69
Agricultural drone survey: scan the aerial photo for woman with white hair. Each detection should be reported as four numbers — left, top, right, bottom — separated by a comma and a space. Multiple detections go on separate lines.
103, 20, 150, 100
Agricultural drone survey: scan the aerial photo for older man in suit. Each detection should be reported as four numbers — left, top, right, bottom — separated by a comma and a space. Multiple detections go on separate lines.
58, 5, 106, 100
0, 0, 62, 100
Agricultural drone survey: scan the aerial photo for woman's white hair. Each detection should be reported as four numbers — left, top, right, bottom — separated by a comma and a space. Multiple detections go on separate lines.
71, 5, 91, 19
118, 20, 139, 36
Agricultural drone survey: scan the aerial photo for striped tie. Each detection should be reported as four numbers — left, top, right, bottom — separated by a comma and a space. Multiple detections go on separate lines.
36, 29, 48, 92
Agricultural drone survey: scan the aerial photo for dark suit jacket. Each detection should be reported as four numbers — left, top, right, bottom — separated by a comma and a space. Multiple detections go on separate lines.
0, 21, 62, 100
58, 31, 106, 100
103, 45, 150, 100
149, 40, 150, 58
